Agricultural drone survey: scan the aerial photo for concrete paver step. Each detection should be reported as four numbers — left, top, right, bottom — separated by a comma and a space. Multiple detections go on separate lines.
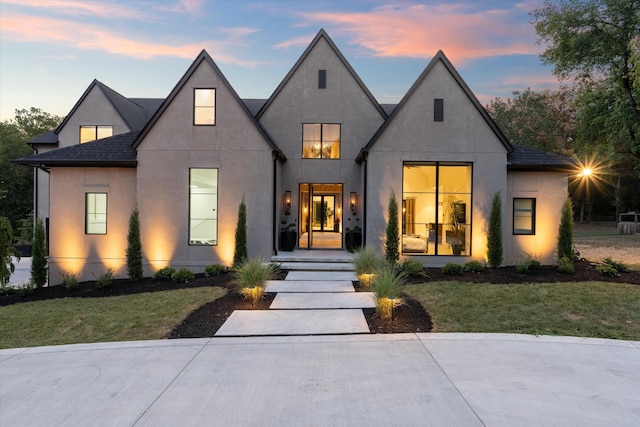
271, 292, 375, 309
285, 271, 357, 281
278, 262, 355, 271
215, 309, 370, 336
266, 280, 354, 293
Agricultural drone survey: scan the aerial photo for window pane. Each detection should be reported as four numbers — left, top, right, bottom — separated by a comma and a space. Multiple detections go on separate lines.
322, 124, 340, 159
402, 164, 437, 254
97, 126, 113, 140
514, 198, 535, 234
194, 89, 215, 125
303, 124, 321, 158
86, 193, 107, 234
189, 168, 218, 245
80, 126, 97, 144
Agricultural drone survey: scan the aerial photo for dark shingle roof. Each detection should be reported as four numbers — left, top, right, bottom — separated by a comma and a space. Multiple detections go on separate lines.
14, 131, 138, 167
507, 144, 577, 171
243, 99, 267, 117
28, 130, 58, 146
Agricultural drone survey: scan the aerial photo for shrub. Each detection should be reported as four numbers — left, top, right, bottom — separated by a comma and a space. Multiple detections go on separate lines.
526, 255, 541, 270
385, 190, 400, 266
171, 268, 195, 284
0, 217, 20, 286
126, 209, 143, 281
400, 258, 425, 279
601, 257, 628, 273
557, 256, 575, 274
515, 255, 540, 275
60, 270, 78, 290
204, 264, 226, 277
597, 264, 620, 278
153, 266, 176, 281
486, 192, 503, 268
0, 283, 16, 296
557, 197, 574, 261
17, 280, 36, 296
463, 260, 484, 273
515, 260, 529, 274
31, 216, 47, 288
94, 266, 115, 289
232, 197, 248, 270
442, 263, 463, 275
234, 259, 277, 304
371, 266, 407, 321
352, 247, 383, 287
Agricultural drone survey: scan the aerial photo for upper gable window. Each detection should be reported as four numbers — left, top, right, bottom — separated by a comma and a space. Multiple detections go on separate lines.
318, 70, 327, 89
434, 99, 444, 121
80, 125, 112, 144
302, 123, 340, 159
194, 88, 216, 125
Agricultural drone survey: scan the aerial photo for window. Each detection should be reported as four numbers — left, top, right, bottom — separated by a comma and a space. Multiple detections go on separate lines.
513, 198, 536, 235
80, 125, 112, 144
302, 123, 340, 159
318, 70, 326, 89
189, 168, 218, 245
402, 163, 472, 255
86, 193, 107, 234
194, 88, 216, 125
434, 99, 444, 121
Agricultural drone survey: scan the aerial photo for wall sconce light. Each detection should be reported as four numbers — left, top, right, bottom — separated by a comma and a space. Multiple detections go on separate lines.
284, 191, 292, 215
350, 192, 357, 215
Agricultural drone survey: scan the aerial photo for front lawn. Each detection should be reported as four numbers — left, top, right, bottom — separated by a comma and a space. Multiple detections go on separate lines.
406, 281, 640, 340
0, 287, 225, 349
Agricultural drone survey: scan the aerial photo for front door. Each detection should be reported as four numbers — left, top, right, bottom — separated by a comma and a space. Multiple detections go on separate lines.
299, 183, 342, 249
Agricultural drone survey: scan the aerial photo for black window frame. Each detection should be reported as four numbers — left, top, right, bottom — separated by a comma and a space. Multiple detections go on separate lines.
302, 123, 341, 159
85, 192, 108, 235
318, 69, 327, 89
79, 125, 113, 144
434, 98, 444, 121
513, 198, 536, 235
193, 88, 216, 126
188, 168, 219, 246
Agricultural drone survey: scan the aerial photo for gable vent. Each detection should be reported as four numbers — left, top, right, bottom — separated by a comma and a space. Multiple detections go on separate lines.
318, 70, 327, 89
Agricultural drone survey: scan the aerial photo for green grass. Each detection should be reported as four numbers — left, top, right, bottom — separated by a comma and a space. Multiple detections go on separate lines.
406, 281, 640, 341
0, 287, 225, 349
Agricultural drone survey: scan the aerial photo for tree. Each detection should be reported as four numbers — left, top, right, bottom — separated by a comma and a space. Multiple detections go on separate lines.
0, 108, 62, 230
385, 190, 400, 265
487, 192, 503, 268
532, 0, 640, 163
557, 197, 575, 261
126, 209, 143, 281
0, 217, 19, 285
31, 216, 47, 287
232, 197, 248, 269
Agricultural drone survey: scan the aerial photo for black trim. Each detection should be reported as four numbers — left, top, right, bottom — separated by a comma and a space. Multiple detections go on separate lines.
302, 123, 341, 159
188, 168, 219, 246
434, 99, 444, 122
85, 192, 108, 235
318, 69, 326, 89
193, 88, 216, 126
513, 198, 536, 235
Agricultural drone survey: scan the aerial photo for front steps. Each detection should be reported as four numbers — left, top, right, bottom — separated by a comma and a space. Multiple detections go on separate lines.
271, 249, 355, 271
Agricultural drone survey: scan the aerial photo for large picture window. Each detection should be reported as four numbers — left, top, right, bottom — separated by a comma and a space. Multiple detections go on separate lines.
194, 88, 216, 125
189, 168, 218, 245
513, 198, 536, 235
86, 193, 107, 234
402, 163, 472, 255
80, 125, 112, 144
302, 123, 340, 159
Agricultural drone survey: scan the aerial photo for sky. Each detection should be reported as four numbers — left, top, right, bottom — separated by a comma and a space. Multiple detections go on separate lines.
0, 0, 562, 122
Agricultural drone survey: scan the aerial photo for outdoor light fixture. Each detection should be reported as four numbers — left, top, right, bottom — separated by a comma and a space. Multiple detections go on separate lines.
284, 191, 292, 215
350, 192, 357, 214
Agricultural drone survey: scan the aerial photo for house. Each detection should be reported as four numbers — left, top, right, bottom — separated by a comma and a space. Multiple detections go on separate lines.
15, 29, 575, 285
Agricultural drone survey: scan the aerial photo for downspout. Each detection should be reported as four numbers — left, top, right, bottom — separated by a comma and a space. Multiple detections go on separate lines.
272, 153, 278, 255
363, 153, 368, 247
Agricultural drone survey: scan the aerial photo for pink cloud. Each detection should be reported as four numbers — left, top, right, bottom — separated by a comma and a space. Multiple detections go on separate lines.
153, 0, 205, 15
2, 0, 150, 20
292, 3, 542, 63
0, 13, 261, 66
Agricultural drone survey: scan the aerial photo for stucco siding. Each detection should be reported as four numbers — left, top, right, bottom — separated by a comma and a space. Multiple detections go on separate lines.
48, 167, 136, 285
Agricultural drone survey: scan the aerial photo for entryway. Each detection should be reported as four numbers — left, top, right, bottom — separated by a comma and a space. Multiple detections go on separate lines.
299, 183, 342, 249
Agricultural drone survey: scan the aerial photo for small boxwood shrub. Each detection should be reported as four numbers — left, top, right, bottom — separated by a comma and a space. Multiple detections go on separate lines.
601, 257, 628, 273
171, 268, 195, 284
95, 266, 115, 289
597, 264, 620, 278
462, 261, 484, 273
205, 264, 226, 277
153, 266, 176, 281
442, 263, 463, 275
400, 258, 425, 279
557, 256, 575, 274
61, 270, 79, 290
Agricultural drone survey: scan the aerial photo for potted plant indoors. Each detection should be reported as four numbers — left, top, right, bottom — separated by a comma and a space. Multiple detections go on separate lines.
279, 222, 297, 251
447, 200, 465, 255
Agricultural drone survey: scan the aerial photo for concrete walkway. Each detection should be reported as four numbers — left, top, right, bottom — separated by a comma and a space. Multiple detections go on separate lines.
1, 334, 639, 426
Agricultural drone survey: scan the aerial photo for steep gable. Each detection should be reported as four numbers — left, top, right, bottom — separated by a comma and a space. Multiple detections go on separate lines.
358, 51, 511, 162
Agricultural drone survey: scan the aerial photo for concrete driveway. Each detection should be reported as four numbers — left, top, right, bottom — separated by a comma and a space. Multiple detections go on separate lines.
1, 333, 639, 426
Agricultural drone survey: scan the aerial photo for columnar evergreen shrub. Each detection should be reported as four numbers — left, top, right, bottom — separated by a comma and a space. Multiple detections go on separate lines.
126, 209, 143, 281
233, 197, 248, 269
557, 197, 574, 261
0, 217, 19, 286
486, 192, 503, 268
385, 190, 400, 266
31, 216, 47, 287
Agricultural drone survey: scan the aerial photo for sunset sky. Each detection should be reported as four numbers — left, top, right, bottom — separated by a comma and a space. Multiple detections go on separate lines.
0, 0, 561, 121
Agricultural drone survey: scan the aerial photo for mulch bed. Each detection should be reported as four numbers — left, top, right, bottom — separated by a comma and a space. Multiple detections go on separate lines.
2, 260, 638, 337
